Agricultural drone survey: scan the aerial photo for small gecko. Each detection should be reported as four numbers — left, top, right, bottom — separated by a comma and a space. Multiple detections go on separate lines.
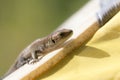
2, 29, 73, 79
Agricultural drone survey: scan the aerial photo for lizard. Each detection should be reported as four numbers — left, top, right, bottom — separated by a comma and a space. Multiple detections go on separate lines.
1, 29, 73, 79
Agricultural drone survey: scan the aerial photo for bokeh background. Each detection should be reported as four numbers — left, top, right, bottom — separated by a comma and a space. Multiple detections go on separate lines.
0, 0, 88, 77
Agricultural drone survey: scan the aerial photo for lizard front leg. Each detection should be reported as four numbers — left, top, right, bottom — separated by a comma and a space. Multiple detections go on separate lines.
29, 51, 44, 64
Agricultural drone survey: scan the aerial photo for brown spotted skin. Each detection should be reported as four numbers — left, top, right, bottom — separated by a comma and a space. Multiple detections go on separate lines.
2, 29, 73, 78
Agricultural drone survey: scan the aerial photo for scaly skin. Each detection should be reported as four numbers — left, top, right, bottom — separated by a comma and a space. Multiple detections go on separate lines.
2, 29, 73, 79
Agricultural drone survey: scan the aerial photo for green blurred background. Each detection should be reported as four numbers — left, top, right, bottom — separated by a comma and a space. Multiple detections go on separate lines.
0, 0, 88, 77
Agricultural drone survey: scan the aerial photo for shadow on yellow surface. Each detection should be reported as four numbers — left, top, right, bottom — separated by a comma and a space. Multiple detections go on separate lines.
39, 12, 120, 80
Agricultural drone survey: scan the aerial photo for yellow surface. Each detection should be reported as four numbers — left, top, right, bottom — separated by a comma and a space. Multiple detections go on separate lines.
40, 12, 120, 80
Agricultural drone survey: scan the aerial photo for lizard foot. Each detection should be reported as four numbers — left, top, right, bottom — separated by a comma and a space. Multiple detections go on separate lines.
29, 56, 43, 64
26, 58, 31, 64
29, 59, 39, 64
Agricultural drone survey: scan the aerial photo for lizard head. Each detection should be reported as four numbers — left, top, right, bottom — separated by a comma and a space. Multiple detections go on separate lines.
50, 29, 73, 46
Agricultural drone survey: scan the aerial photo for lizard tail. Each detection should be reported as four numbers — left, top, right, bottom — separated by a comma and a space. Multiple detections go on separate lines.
1, 60, 18, 79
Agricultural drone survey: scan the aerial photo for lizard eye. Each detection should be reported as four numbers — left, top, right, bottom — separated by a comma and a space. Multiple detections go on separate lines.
59, 32, 65, 37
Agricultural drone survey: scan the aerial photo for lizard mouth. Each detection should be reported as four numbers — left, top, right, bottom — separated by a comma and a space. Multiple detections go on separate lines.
60, 29, 73, 38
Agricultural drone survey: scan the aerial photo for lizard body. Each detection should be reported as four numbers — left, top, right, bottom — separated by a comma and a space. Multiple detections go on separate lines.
2, 29, 73, 78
